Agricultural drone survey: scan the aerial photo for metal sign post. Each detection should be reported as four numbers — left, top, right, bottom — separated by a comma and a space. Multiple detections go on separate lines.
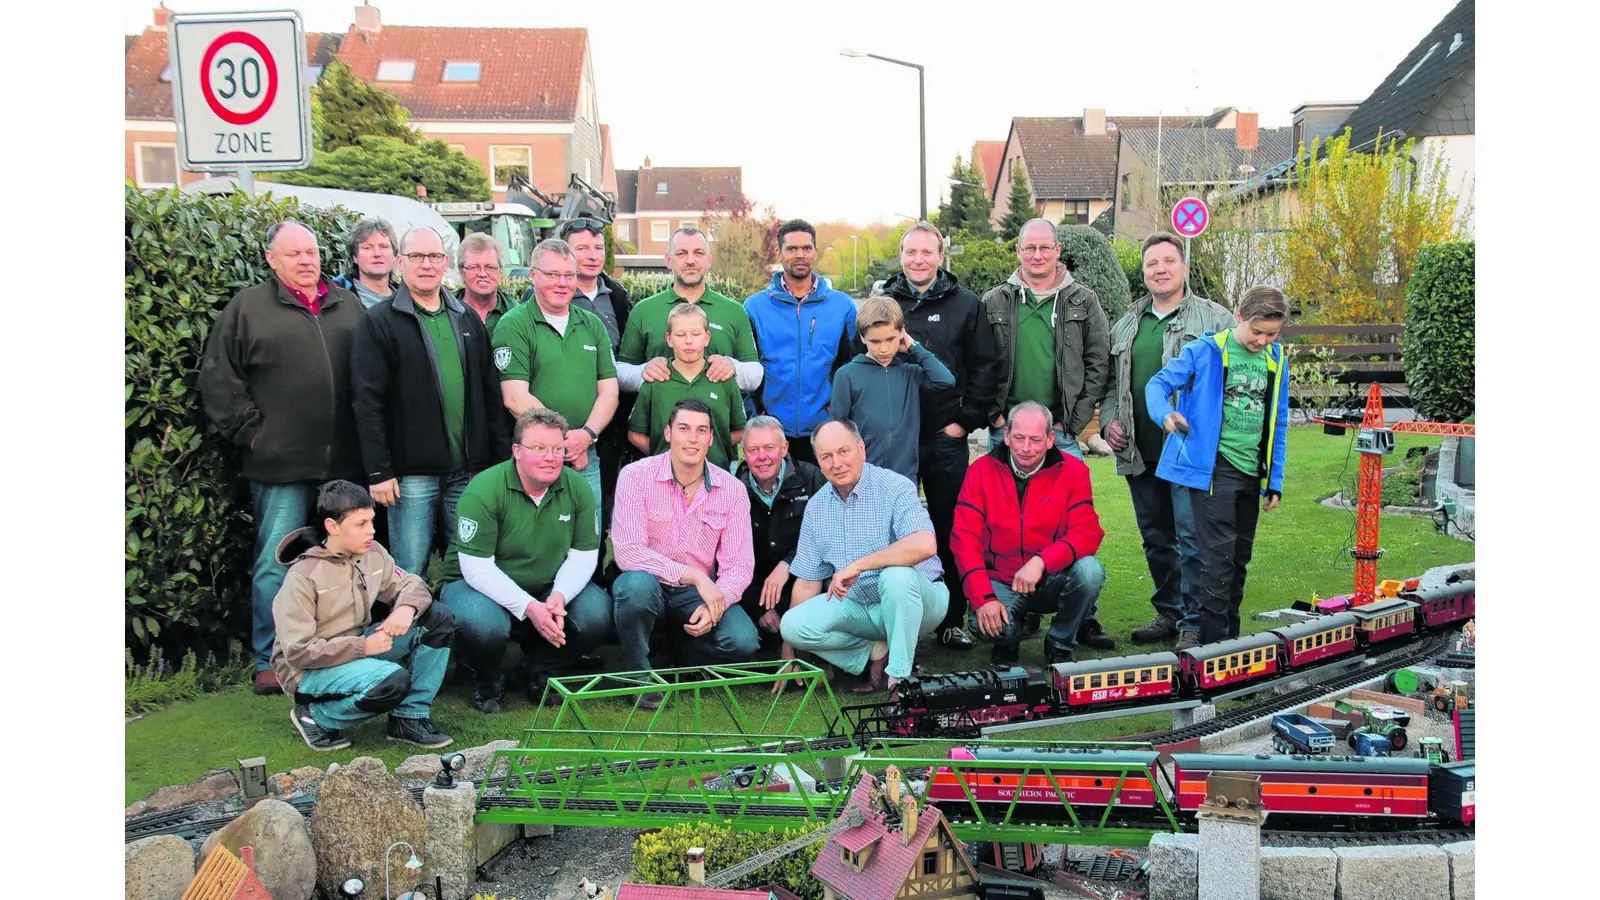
1170, 197, 1210, 295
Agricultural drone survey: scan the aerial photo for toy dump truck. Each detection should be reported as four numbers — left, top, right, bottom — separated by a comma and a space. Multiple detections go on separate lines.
1272, 713, 1335, 755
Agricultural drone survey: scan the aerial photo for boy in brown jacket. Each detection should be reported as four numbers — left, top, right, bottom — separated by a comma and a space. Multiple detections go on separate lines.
271, 480, 456, 750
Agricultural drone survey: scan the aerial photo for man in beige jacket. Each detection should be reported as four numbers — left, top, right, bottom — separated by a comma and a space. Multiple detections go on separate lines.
271, 480, 456, 751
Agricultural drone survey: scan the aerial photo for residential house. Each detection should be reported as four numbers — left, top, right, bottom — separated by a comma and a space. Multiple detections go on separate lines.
1112, 113, 1296, 241
812, 768, 979, 900
988, 109, 1241, 232
970, 140, 1006, 205
612, 160, 743, 270
124, 6, 340, 190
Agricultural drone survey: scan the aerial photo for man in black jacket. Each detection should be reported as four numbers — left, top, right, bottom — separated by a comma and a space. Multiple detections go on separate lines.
860, 222, 1000, 651
200, 220, 366, 694
561, 218, 635, 571
351, 226, 510, 577
733, 416, 827, 649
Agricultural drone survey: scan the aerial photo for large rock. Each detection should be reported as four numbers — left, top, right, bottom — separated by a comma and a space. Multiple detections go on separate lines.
1260, 847, 1336, 900
125, 835, 194, 900
1442, 840, 1475, 900
310, 756, 427, 899
396, 753, 443, 781
463, 739, 520, 782
1335, 845, 1450, 900
135, 767, 240, 813
289, 766, 325, 790
1147, 832, 1198, 900
425, 782, 478, 899
200, 798, 316, 900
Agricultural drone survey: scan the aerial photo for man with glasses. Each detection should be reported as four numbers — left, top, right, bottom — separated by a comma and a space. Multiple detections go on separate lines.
439, 408, 611, 712
200, 220, 365, 694
351, 226, 509, 577
492, 239, 619, 517
335, 217, 399, 309
561, 218, 636, 550
980, 218, 1113, 649
457, 232, 521, 338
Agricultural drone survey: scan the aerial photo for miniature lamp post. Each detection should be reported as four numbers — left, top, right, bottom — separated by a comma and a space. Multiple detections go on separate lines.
435, 751, 467, 788
339, 876, 366, 898
385, 841, 423, 900
238, 757, 268, 801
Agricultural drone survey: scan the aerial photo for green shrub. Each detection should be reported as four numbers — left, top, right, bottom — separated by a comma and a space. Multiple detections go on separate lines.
1057, 224, 1131, 321
501, 273, 747, 305
1111, 237, 1145, 301
633, 822, 824, 900
946, 232, 1016, 296
126, 185, 361, 657
1402, 241, 1474, 422
125, 644, 253, 715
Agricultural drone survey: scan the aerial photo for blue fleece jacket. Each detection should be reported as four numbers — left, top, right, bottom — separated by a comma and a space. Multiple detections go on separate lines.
1144, 331, 1290, 496
831, 343, 954, 480
743, 273, 857, 437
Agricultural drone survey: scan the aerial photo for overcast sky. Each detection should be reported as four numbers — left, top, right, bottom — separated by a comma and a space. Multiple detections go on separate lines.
127, 0, 1459, 224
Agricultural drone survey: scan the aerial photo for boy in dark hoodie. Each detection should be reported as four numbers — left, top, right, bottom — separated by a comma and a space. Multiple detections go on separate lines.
271, 480, 457, 751
830, 296, 954, 481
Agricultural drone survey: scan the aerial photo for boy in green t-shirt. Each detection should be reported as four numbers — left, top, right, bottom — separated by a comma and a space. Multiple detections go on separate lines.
629, 303, 746, 468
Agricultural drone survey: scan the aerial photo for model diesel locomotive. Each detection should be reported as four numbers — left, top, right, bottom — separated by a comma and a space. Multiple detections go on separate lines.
885, 580, 1474, 738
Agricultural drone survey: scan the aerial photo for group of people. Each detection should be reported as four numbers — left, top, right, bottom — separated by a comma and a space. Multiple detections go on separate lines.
198, 213, 1291, 752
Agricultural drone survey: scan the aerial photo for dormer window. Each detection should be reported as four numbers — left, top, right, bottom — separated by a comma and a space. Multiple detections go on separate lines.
656, 182, 669, 193
442, 60, 481, 82
376, 59, 416, 82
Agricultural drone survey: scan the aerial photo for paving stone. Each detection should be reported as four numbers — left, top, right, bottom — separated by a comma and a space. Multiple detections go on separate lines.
1172, 704, 1216, 730
1148, 832, 1198, 900
1334, 844, 1449, 900
1197, 811, 1262, 900
1260, 847, 1335, 900
1442, 840, 1475, 900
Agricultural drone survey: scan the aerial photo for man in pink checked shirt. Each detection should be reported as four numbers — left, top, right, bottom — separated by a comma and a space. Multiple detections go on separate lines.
611, 397, 760, 709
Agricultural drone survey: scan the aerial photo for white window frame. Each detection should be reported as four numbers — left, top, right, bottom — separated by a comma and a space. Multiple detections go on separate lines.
376, 59, 417, 82
651, 220, 669, 243
616, 221, 630, 241
489, 145, 532, 192
133, 141, 178, 188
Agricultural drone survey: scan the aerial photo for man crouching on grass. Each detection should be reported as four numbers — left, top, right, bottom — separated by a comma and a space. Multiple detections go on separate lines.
271, 480, 457, 751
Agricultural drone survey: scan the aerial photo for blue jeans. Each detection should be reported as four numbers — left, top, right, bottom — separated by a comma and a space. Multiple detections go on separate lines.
966, 558, 1105, 652
570, 451, 602, 533
1126, 469, 1202, 634
440, 580, 612, 681
388, 471, 474, 576
249, 481, 319, 671
780, 567, 949, 679
988, 426, 1085, 459
294, 603, 455, 730
612, 571, 760, 673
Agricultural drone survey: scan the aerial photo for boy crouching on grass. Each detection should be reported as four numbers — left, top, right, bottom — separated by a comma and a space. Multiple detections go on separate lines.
629, 302, 746, 469
1144, 285, 1291, 646
271, 479, 456, 751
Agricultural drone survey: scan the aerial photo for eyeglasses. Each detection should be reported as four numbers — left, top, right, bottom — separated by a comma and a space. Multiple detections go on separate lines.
516, 442, 565, 458
559, 217, 608, 238
462, 264, 501, 274
1018, 245, 1058, 256
533, 267, 578, 283
404, 253, 449, 265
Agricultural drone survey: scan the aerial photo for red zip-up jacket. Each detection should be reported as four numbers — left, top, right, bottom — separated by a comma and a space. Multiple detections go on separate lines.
951, 445, 1105, 609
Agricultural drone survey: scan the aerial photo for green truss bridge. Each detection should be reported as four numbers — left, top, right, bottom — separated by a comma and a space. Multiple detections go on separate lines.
473, 660, 1180, 847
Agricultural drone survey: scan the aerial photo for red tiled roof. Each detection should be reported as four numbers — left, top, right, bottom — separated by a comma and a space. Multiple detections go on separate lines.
634, 167, 743, 213
757, 885, 802, 900
335, 25, 587, 121
125, 28, 341, 120
1012, 118, 1120, 200
616, 885, 770, 900
837, 825, 883, 854
812, 775, 961, 900
973, 140, 1006, 197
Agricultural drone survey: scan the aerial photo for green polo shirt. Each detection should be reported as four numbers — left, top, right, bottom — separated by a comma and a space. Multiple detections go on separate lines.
618, 288, 760, 365
628, 361, 748, 467
1130, 308, 1170, 465
493, 301, 618, 430
442, 461, 599, 593
483, 289, 522, 340
417, 303, 467, 471
1009, 287, 1060, 409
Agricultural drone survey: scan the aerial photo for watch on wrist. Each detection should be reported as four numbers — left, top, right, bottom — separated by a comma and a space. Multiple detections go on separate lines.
581, 425, 599, 442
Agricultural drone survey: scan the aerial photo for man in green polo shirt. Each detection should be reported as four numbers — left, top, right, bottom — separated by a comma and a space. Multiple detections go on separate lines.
457, 232, 521, 339
616, 225, 764, 398
493, 239, 619, 519
439, 407, 612, 713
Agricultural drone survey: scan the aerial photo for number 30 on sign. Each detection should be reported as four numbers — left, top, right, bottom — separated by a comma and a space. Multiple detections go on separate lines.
168, 11, 312, 172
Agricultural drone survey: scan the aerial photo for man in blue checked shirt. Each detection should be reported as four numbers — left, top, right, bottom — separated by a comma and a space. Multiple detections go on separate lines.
777, 418, 948, 696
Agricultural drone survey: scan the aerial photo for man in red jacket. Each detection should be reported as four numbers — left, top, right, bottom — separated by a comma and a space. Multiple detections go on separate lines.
951, 401, 1106, 665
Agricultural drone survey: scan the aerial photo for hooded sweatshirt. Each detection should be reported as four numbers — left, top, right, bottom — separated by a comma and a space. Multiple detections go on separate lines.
829, 340, 954, 480
981, 263, 1110, 435
268, 527, 434, 695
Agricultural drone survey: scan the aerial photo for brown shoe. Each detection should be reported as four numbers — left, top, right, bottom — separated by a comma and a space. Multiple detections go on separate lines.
252, 670, 283, 696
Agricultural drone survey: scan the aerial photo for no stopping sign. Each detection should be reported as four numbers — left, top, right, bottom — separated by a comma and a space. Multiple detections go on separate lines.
168, 11, 311, 171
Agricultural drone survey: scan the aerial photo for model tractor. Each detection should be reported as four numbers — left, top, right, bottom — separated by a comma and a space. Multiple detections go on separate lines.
1415, 736, 1451, 765
1351, 731, 1393, 757
1428, 681, 1470, 713
1344, 703, 1409, 752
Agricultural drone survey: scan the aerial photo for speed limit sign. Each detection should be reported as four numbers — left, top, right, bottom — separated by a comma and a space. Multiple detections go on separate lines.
168, 10, 311, 171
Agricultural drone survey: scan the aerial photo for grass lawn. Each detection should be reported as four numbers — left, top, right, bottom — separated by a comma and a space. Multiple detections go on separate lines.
125, 427, 1471, 803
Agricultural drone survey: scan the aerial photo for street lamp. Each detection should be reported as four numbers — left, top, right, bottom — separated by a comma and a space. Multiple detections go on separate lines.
851, 234, 859, 291
842, 48, 927, 222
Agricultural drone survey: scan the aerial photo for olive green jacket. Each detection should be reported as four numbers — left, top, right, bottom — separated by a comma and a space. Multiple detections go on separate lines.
981, 266, 1110, 436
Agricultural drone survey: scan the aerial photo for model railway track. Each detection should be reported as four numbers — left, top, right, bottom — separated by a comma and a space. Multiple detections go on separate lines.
1434, 653, 1475, 669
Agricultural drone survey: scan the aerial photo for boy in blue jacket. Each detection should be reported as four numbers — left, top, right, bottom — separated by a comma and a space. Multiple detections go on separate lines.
831, 296, 954, 480
1145, 286, 1291, 644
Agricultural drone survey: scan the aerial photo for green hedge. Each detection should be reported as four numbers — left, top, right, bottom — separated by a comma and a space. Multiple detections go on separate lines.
500, 273, 748, 304
1401, 241, 1474, 422
946, 231, 1016, 296
1057, 224, 1131, 321
125, 184, 361, 656
633, 822, 823, 899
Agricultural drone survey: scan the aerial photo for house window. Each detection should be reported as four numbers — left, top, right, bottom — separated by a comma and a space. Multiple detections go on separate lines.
651, 220, 669, 243
1120, 174, 1131, 211
923, 851, 939, 875
376, 59, 417, 82
1065, 201, 1091, 224
442, 60, 482, 82
617, 221, 630, 241
657, 182, 669, 193
490, 146, 532, 190
135, 143, 178, 188
679, 219, 698, 232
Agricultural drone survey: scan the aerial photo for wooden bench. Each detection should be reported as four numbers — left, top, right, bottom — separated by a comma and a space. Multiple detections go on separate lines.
1281, 324, 1408, 409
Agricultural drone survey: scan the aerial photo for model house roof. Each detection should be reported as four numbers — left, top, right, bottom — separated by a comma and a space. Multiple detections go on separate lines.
812, 774, 973, 900
615, 885, 771, 900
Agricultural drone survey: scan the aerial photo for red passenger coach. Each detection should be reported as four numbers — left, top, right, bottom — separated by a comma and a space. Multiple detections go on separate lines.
1350, 598, 1419, 646
1271, 612, 1360, 668
1408, 582, 1475, 629
1177, 633, 1279, 693
1171, 754, 1432, 819
1049, 653, 1178, 708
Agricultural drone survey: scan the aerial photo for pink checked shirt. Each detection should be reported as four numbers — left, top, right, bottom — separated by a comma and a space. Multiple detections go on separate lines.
611, 454, 755, 609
